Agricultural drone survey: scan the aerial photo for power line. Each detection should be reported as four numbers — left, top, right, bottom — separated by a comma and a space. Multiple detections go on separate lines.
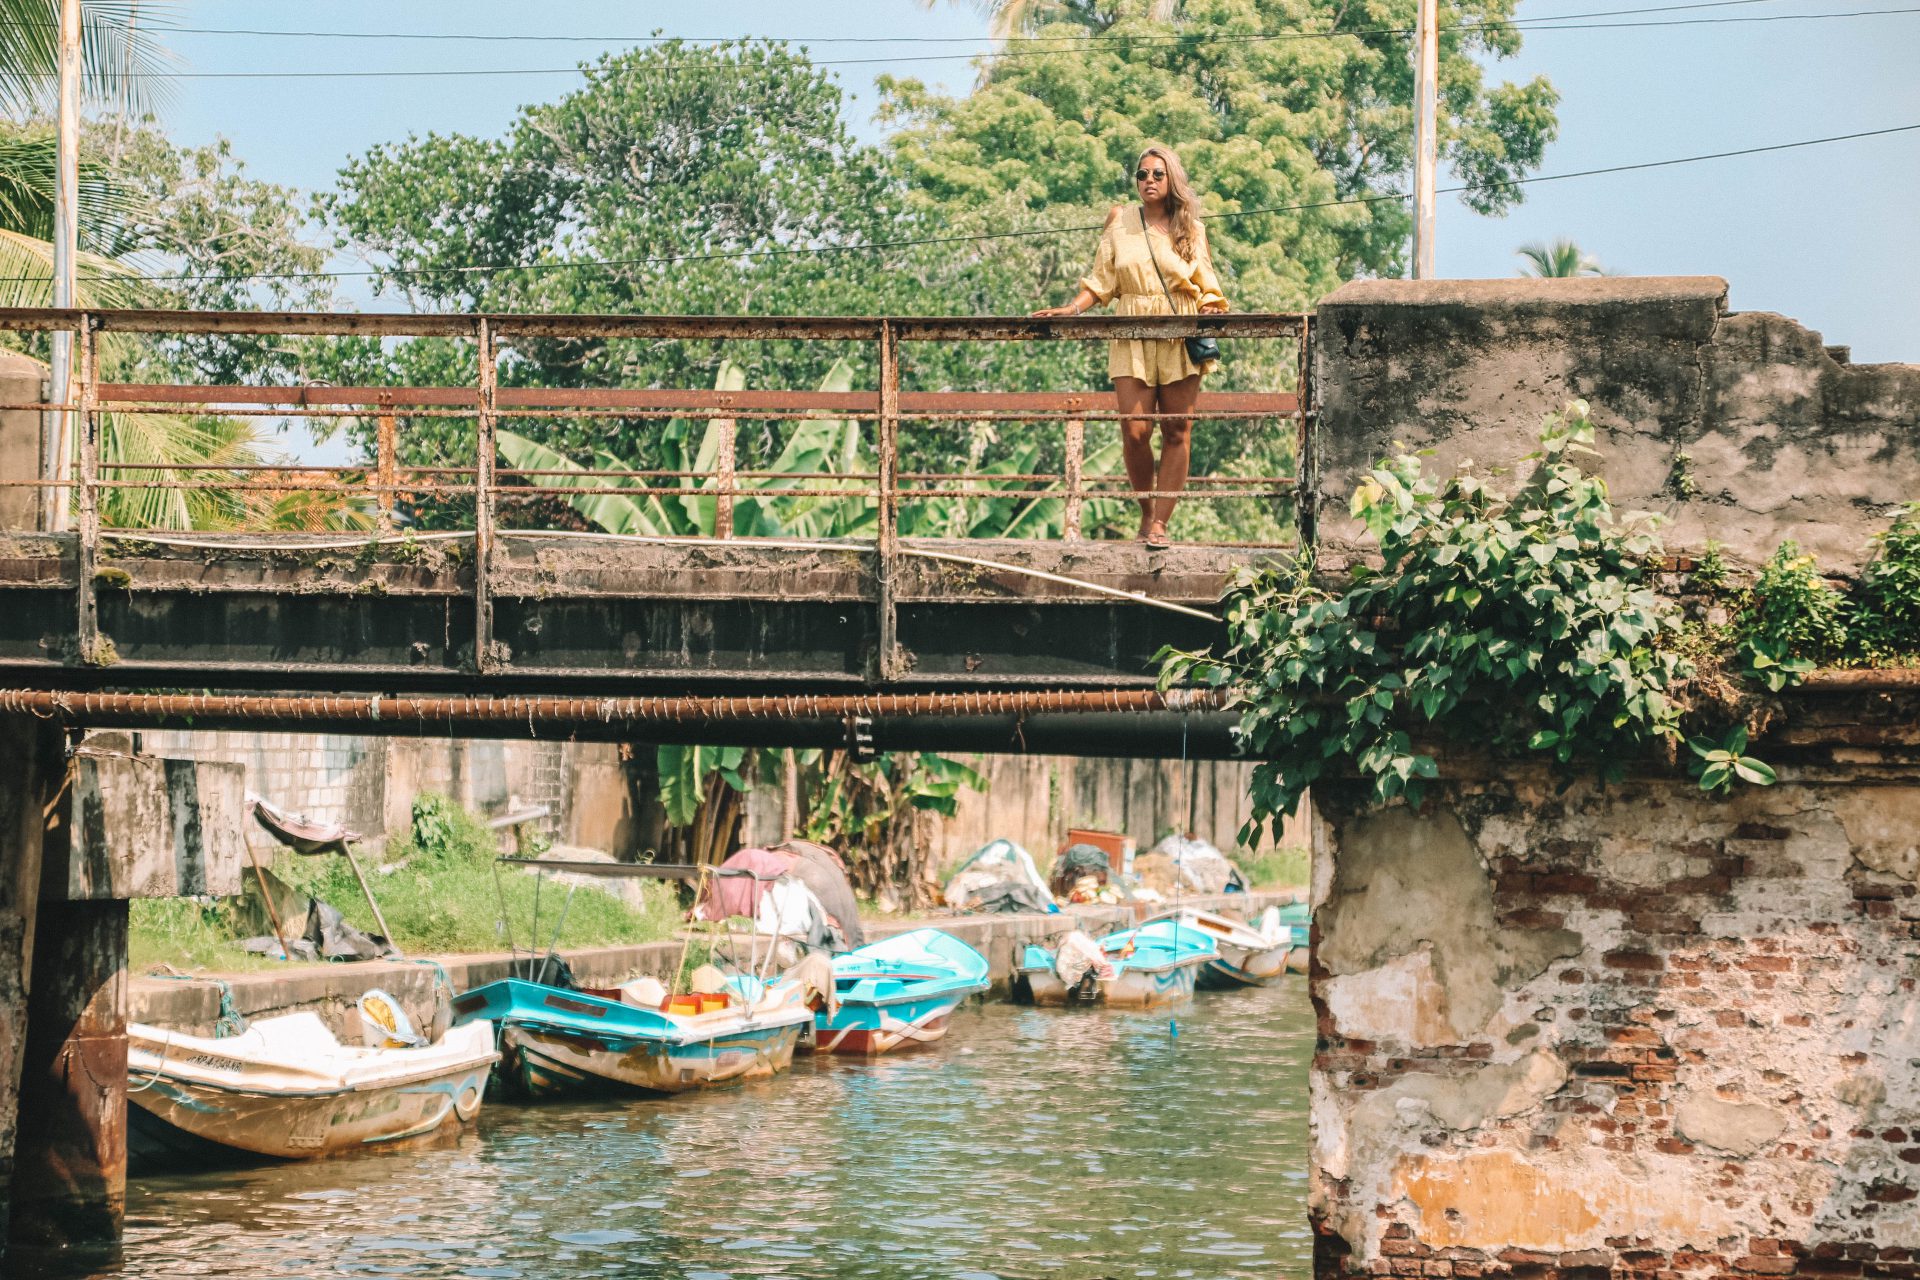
0, 0, 1796, 44
38, 120, 1919, 289
69, 4, 1920, 77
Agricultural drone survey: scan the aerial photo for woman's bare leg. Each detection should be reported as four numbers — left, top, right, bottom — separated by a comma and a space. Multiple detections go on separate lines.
1150, 374, 1202, 537
1113, 376, 1158, 538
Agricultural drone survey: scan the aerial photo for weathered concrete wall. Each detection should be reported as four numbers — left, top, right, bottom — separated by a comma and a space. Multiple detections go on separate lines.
1310, 277, 1920, 573
1310, 744, 1920, 1277
52, 745, 245, 901
128, 890, 1299, 1038
740, 752, 1311, 869
132, 730, 617, 851
0, 351, 45, 532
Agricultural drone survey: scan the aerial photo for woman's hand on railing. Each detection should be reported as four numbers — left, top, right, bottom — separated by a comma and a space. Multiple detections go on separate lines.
1199, 301, 1230, 315
1030, 304, 1081, 318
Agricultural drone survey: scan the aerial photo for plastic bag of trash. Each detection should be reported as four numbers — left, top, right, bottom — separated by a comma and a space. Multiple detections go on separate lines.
944, 838, 1053, 912
1147, 836, 1246, 895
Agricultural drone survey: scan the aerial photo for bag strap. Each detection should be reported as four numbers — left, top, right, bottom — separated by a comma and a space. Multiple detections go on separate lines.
1139, 206, 1182, 314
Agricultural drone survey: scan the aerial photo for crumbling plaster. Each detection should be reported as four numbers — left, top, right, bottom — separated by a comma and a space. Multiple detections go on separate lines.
1311, 770, 1920, 1273
1311, 277, 1920, 575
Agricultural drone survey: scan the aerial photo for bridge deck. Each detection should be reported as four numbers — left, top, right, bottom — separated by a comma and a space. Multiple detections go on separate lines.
0, 530, 1289, 694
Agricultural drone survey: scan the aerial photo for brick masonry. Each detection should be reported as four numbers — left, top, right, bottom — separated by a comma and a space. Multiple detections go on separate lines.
1309, 753, 1920, 1279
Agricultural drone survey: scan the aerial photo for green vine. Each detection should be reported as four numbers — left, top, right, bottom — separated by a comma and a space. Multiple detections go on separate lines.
1161, 401, 1735, 839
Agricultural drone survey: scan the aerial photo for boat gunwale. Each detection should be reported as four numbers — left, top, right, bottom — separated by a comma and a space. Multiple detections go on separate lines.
127, 1024, 499, 1097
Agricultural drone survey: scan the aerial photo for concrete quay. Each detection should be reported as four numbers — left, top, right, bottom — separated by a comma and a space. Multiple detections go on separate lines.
130, 890, 1301, 1038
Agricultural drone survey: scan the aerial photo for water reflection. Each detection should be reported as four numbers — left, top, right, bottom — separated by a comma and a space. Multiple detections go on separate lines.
22, 982, 1312, 1280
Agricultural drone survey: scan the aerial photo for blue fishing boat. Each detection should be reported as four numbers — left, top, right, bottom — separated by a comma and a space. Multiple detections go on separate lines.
810, 928, 989, 1055
1147, 906, 1302, 989
1018, 918, 1218, 1009
452, 973, 814, 1099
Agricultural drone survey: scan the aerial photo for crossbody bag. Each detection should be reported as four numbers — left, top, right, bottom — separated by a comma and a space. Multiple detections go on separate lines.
1139, 206, 1222, 367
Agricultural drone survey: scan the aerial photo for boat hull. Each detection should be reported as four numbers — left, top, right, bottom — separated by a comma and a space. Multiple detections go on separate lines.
502, 1020, 804, 1098
810, 995, 964, 1055
1025, 962, 1200, 1009
1198, 941, 1292, 989
126, 1059, 490, 1161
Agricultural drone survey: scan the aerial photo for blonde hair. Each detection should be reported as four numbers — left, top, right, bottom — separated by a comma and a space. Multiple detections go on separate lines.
1136, 144, 1204, 261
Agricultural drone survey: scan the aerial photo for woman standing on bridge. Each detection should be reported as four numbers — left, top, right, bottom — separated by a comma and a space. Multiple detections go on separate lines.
1033, 144, 1228, 549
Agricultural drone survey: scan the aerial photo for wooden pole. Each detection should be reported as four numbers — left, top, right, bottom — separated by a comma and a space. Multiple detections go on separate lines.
341, 844, 399, 957
1411, 0, 1440, 279
247, 847, 292, 961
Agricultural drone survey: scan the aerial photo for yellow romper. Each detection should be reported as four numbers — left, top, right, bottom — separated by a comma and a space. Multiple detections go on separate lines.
1078, 207, 1228, 386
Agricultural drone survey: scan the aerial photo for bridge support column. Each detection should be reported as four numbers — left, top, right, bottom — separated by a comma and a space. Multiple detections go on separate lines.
0, 714, 66, 1250
8, 897, 128, 1252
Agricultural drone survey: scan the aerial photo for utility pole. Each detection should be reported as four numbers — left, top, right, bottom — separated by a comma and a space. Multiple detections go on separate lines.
45, 0, 81, 532
1410, 0, 1439, 279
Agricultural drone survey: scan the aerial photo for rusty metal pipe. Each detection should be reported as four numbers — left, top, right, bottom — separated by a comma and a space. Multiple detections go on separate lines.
0, 686, 1225, 727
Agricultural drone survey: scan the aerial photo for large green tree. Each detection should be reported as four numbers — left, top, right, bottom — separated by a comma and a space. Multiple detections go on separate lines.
890, 0, 1560, 311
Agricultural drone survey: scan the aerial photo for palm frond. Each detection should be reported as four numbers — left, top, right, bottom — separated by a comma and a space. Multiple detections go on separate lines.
0, 0, 177, 120
0, 225, 146, 308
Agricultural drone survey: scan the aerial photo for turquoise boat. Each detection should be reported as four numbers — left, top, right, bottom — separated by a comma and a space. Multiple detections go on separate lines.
1018, 918, 1218, 1009
452, 974, 814, 1099
810, 928, 990, 1055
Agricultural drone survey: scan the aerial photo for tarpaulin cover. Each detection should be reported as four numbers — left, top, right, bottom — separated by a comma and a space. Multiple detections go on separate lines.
963, 880, 1051, 915
302, 897, 393, 961
1049, 843, 1113, 897
775, 840, 865, 950
944, 839, 1054, 914
694, 847, 794, 923
1143, 835, 1247, 896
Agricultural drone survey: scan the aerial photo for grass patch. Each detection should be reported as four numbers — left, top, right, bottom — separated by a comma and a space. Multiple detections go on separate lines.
129, 794, 680, 973
1233, 845, 1310, 889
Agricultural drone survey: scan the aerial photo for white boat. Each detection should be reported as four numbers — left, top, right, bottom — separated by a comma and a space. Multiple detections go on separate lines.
1145, 906, 1295, 988
127, 1013, 498, 1165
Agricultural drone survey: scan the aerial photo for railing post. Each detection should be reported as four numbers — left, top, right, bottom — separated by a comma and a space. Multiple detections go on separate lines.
876, 319, 901, 681
1295, 314, 1317, 552
1062, 417, 1085, 541
713, 416, 736, 539
74, 313, 101, 666
474, 318, 498, 675
375, 393, 398, 535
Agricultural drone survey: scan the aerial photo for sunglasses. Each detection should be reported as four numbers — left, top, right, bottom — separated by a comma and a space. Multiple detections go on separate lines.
1134, 167, 1168, 181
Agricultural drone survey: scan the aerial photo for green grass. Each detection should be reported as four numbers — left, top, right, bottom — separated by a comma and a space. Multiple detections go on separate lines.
129, 794, 680, 974
1232, 845, 1310, 889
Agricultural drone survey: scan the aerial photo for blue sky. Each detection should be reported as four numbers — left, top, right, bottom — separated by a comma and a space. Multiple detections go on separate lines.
155, 0, 1920, 363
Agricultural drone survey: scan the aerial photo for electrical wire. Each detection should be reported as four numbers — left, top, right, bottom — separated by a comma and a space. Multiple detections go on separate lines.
0, 0, 1806, 45
20, 120, 1918, 289
93, 5, 1920, 77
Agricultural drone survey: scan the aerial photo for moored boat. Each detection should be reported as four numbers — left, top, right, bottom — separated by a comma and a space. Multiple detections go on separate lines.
1274, 900, 1311, 974
810, 928, 989, 1055
126, 1013, 497, 1167
453, 973, 814, 1099
1146, 906, 1295, 989
1018, 919, 1217, 1009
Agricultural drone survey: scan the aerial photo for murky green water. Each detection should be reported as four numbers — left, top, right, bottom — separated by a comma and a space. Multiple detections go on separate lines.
27, 982, 1312, 1280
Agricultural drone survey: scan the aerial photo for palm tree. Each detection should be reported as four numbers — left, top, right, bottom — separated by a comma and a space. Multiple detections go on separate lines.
1516, 239, 1606, 278
0, 1, 171, 307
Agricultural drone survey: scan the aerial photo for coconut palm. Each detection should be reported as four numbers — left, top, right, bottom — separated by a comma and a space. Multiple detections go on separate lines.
0, 2, 172, 306
1516, 239, 1606, 278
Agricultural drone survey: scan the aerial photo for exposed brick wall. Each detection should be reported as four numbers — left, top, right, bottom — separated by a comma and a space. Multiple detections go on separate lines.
1310, 760, 1920, 1279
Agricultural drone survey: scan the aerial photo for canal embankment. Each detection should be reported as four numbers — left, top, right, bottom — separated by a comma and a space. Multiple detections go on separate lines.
131, 890, 1301, 1037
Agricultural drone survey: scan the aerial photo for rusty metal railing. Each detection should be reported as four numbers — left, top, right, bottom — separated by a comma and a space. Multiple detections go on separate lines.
0, 308, 1311, 677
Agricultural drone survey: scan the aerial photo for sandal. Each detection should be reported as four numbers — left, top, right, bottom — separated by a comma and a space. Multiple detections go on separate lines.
1144, 521, 1171, 550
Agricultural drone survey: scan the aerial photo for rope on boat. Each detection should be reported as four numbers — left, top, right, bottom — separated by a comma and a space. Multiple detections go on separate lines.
147, 973, 248, 1038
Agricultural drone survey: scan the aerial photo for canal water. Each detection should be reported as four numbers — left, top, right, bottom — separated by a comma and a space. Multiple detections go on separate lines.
28, 981, 1312, 1280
